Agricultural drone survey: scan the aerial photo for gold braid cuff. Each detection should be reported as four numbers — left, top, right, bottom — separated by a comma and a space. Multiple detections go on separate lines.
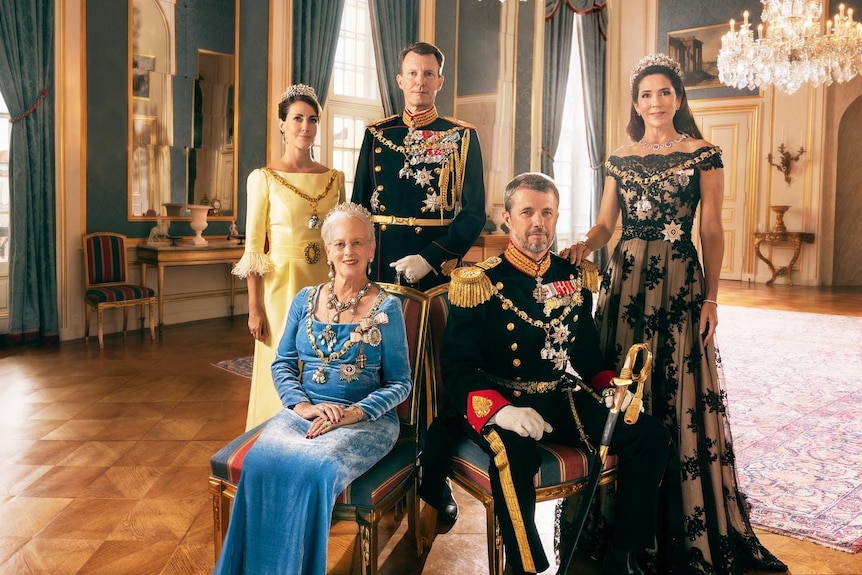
484, 429, 536, 573
579, 260, 600, 293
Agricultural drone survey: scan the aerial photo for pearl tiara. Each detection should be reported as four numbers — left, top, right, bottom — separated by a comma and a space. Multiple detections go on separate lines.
629, 53, 683, 88
279, 83, 319, 105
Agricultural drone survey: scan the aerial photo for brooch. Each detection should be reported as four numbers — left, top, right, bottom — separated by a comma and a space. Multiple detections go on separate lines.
304, 242, 321, 264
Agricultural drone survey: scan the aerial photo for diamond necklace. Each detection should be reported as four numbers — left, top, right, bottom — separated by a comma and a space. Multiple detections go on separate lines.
319, 279, 372, 351
638, 132, 688, 151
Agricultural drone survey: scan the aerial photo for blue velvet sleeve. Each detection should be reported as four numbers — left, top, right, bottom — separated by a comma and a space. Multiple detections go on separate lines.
271, 286, 312, 408
354, 295, 413, 421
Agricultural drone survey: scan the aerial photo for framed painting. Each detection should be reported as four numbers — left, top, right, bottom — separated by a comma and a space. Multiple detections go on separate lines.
666, 23, 729, 90
132, 54, 155, 100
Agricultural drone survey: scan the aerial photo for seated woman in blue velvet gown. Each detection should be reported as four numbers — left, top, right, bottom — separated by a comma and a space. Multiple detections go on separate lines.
213, 202, 413, 575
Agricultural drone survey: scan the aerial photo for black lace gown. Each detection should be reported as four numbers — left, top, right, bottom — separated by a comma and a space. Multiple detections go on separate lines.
560, 146, 784, 575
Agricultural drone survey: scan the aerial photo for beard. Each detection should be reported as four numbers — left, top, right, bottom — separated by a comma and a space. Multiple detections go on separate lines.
518, 229, 553, 255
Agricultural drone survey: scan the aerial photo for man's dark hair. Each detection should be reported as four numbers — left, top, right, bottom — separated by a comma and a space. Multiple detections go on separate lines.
398, 42, 444, 75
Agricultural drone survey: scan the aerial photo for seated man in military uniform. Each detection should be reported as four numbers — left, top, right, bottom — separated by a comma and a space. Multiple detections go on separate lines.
439, 172, 670, 575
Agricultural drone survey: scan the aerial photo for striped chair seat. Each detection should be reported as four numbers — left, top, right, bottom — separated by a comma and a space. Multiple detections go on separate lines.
210, 424, 418, 508
451, 437, 618, 495
86, 285, 155, 303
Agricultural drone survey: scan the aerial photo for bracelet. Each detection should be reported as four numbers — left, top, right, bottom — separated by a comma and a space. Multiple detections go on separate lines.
703, 299, 718, 306
347, 405, 365, 421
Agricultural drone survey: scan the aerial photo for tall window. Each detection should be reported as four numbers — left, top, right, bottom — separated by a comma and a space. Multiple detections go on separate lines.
0, 95, 9, 265
320, 0, 383, 199
554, 32, 593, 248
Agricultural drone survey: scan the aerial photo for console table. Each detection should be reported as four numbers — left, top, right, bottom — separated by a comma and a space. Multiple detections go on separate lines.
753, 231, 815, 286
137, 242, 245, 331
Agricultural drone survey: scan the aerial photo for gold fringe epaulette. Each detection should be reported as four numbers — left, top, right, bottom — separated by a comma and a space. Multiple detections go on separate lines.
367, 114, 399, 128
579, 260, 600, 293
443, 116, 477, 130
449, 266, 494, 308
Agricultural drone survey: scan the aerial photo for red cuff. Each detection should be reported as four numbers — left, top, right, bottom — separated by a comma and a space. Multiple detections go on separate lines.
590, 370, 616, 393
466, 389, 510, 433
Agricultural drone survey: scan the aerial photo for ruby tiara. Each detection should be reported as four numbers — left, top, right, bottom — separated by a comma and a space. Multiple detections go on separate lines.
630, 53, 683, 87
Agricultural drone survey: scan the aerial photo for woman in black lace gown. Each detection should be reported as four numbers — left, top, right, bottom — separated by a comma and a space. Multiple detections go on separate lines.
561, 54, 786, 574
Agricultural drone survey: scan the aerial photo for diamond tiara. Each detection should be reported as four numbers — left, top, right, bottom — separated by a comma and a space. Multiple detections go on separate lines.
325, 202, 372, 222
279, 83, 319, 104
629, 53, 683, 88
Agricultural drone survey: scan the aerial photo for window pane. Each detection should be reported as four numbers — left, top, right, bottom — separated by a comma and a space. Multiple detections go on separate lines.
332, 0, 379, 102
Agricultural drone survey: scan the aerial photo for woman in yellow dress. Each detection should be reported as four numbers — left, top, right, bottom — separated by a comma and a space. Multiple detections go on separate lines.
233, 84, 345, 429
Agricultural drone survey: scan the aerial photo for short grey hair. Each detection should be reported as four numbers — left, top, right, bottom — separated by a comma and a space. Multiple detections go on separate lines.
503, 172, 560, 212
321, 202, 375, 244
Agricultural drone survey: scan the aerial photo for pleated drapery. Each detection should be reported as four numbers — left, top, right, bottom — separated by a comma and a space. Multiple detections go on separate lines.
0, 0, 58, 343
368, 0, 419, 117
291, 0, 346, 107
542, 0, 607, 268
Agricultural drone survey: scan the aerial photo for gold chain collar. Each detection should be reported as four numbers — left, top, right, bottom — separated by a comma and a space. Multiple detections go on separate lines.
305, 286, 386, 364
262, 168, 338, 211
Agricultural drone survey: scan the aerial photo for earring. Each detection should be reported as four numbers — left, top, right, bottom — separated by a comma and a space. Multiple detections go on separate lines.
327, 261, 334, 280
281, 130, 285, 143
367, 259, 373, 276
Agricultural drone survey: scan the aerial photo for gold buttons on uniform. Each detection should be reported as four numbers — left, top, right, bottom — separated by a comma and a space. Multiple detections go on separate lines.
573, 315, 578, 322
374, 165, 381, 172
511, 343, 518, 351
377, 185, 384, 191
507, 323, 515, 331
375, 147, 382, 153
381, 225, 388, 231
496, 282, 504, 290
512, 359, 521, 367
513, 390, 522, 397
414, 227, 422, 234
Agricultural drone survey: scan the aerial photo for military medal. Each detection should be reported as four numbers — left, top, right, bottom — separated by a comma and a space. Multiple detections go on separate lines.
533, 278, 547, 304
356, 351, 367, 369
339, 363, 359, 382
636, 191, 653, 212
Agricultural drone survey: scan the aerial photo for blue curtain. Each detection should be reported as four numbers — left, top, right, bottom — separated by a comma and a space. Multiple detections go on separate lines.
573, 1, 608, 270
0, 0, 58, 343
368, 0, 419, 117
291, 0, 347, 106
541, 1, 575, 178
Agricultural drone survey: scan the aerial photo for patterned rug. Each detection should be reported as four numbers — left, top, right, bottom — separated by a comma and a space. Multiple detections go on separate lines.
717, 306, 862, 553
213, 355, 253, 378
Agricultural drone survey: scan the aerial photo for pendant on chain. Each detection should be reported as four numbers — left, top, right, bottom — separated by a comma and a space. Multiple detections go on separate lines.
312, 366, 327, 384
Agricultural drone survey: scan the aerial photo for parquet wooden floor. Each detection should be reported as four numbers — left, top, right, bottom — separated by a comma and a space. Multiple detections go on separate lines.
0, 279, 859, 574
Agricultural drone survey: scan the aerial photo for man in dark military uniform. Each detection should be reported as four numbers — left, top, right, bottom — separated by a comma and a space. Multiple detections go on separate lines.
352, 41, 486, 291
437, 173, 669, 575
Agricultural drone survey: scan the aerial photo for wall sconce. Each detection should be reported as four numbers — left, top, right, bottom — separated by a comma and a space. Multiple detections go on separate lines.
767, 143, 806, 185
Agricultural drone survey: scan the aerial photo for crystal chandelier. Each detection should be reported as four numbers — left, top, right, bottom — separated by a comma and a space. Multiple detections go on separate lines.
717, 1, 862, 94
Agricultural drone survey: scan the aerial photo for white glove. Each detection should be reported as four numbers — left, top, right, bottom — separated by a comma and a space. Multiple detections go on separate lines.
602, 388, 642, 412
491, 405, 553, 441
390, 254, 434, 284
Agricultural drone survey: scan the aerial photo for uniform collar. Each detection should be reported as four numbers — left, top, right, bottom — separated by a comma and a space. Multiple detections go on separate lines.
504, 242, 551, 278
402, 106, 439, 129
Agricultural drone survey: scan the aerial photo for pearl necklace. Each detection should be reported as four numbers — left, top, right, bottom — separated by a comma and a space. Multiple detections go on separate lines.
638, 132, 688, 150
319, 279, 372, 351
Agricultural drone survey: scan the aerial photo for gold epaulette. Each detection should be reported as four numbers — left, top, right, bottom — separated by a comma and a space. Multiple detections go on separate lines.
449, 265, 494, 308
579, 260, 600, 293
367, 114, 399, 128
443, 116, 477, 130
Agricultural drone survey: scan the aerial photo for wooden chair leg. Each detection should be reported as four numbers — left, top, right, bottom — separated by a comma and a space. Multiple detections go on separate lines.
122, 306, 129, 336
97, 307, 105, 349
84, 304, 91, 343
148, 299, 156, 341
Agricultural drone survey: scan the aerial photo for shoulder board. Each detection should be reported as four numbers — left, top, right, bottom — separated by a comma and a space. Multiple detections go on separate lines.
367, 114, 399, 128
475, 255, 501, 271
443, 116, 477, 130
449, 266, 494, 308
579, 259, 600, 293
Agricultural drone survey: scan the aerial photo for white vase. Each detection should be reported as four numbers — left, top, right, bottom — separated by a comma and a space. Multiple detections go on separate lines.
186, 204, 210, 245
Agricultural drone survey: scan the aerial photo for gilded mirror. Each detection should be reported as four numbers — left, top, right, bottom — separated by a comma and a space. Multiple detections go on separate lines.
129, 0, 237, 220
